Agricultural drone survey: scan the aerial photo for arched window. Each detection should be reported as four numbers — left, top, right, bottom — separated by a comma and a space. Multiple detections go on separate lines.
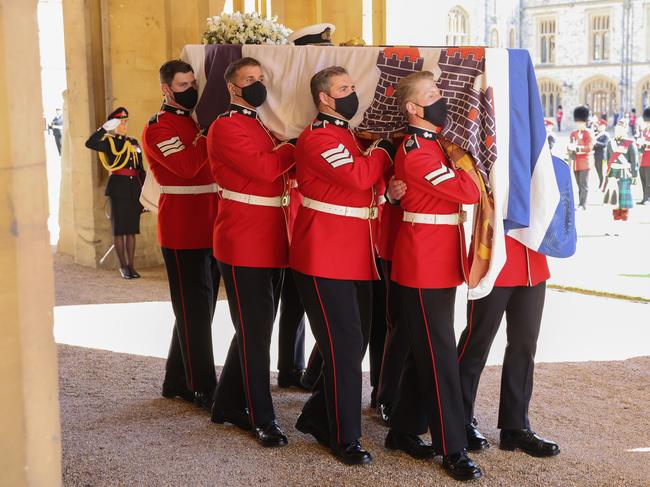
446, 6, 469, 45
489, 28, 499, 47
508, 27, 516, 48
582, 77, 618, 116
538, 78, 562, 117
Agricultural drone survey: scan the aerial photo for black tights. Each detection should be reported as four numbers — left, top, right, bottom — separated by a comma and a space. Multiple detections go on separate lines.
114, 234, 136, 270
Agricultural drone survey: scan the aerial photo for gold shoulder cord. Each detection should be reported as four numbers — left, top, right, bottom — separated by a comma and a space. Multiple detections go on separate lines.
98, 134, 139, 172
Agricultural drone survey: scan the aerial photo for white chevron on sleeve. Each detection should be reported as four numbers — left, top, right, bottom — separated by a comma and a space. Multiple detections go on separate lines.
424, 163, 455, 186
321, 143, 353, 168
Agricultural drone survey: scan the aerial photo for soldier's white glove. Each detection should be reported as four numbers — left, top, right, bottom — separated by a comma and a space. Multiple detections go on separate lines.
102, 119, 121, 131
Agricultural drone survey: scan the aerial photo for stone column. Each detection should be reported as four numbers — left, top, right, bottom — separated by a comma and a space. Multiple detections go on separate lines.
0, 0, 62, 485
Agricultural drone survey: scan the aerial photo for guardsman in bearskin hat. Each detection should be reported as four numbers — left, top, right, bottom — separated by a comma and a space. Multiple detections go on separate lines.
636, 107, 650, 204
85, 107, 145, 279
567, 105, 593, 210
602, 120, 639, 225
592, 118, 610, 188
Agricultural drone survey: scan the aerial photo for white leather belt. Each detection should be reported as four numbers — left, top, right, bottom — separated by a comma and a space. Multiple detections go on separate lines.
302, 196, 379, 220
403, 210, 466, 225
160, 183, 219, 195
221, 188, 289, 207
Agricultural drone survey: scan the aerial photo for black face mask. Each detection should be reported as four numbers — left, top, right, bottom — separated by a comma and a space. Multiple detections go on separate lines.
329, 91, 359, 120
415, 98, 448, 127
172, 86, 198, 110
235, 81, 267, 107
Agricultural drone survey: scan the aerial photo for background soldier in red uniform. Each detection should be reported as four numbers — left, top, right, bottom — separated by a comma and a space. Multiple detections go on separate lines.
567, 105, 593, 210
385, 72, 482, 481
457, 239, 560, 458
637, 108, 650, 204
141, 60, 219, 410
290, 66, 394, 465
207, 57, 296, 447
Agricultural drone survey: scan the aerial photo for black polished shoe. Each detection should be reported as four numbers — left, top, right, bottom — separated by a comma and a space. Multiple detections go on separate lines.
333, 441, 372, 465
385, 429, 436, 459
119, 267, 133, 279
278, 369, 309, 390
442, 450, 482, 481
194, 391, 214, 412
295, 414, 329, 447
378, 402, 391, 425
499, 429, 560, 457
254, 420, 288, 447
128, 266, 141, 278
466, 421, 490, 451
210, 406, 252, 431
299, 371, 318, 391
161, 382, 194, 403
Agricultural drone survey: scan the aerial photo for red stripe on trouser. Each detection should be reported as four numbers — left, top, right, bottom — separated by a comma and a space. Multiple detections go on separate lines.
457, 299, 475, 363
377, 280, 393, 390
418, 289, 447, 456
174, 250, 194, 390
232, 266, 255, 426
313, 276, 341, 445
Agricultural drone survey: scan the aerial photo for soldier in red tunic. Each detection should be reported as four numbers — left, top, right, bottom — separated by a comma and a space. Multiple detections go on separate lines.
384, 71, 482, 481
567, 105, 593, 210
290, 66, 394, 465
141, 60, 219, 410
457, 236, 561, 459
637, 107, 650, 204
206, 57, 296, 447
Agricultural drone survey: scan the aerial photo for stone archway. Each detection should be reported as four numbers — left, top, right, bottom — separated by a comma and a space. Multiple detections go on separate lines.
581, 76, 618, 116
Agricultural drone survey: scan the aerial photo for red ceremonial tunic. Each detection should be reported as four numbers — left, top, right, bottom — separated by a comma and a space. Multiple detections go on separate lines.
378, 201, 403, 262
493, 236, 550, 287
141, 104, 217, 249
569, 129, 592, 171
640, 128, 650, 167
391, 127, 479, 289
207, 104, 295, 268
289, 112, 392, 280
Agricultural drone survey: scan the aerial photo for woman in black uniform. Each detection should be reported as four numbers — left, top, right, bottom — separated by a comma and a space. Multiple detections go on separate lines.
85, 107, 145, 279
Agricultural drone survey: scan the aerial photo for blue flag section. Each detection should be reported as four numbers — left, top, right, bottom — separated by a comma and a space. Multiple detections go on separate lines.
505, 49, 576, 258
540, 155, 577, 257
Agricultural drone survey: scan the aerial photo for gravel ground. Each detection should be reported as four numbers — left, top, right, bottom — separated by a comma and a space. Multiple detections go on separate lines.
54, 252, 225, 306
59, 345, 650, 487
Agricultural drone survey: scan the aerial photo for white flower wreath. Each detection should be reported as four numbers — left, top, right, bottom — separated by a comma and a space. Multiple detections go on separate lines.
202, 11, 292, 45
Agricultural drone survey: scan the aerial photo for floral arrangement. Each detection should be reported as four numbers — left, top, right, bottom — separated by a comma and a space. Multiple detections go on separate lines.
202, 11, 292, 45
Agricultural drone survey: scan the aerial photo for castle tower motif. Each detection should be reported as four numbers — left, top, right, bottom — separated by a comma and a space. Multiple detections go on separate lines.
437, 48, 497, 190
358, 47, 424, 135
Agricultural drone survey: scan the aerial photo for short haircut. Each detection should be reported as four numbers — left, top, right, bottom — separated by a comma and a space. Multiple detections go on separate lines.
224, 57, 261, 84
310, 66, 348, 107
395, 71, 437, 113
159, 60, 194, 85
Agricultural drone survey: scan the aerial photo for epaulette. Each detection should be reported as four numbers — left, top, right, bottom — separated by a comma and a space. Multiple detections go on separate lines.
403, 135, 420, 153
148, 113, 160, 125
311, 119, 327, 130
216, 110, 233, 120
